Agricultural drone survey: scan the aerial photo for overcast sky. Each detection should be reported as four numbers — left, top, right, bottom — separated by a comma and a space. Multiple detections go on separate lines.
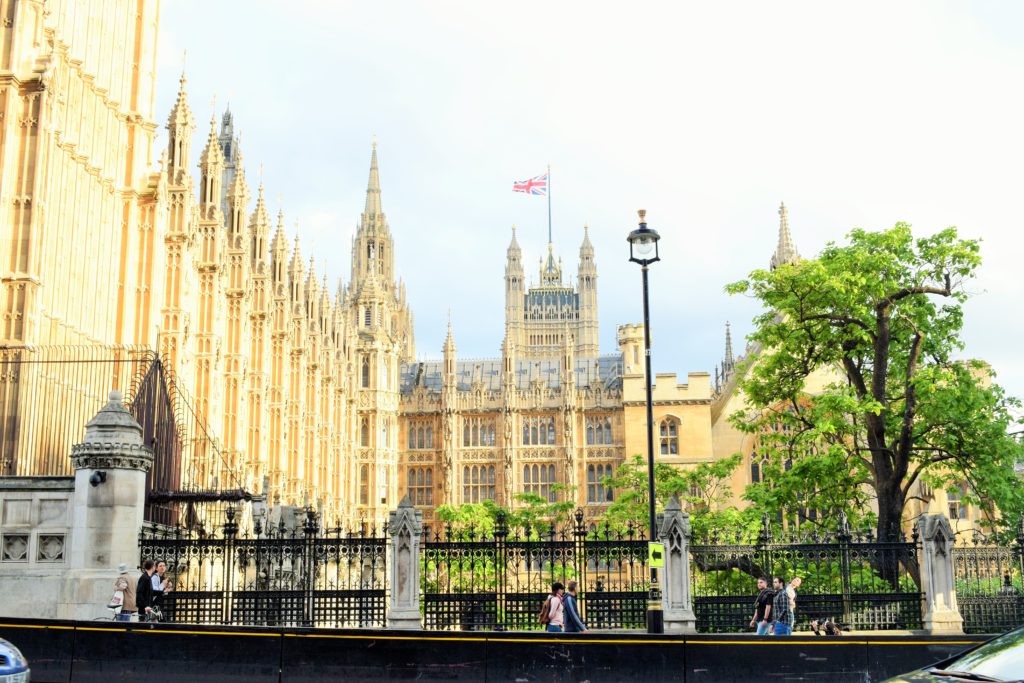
154, 1, 1024, 402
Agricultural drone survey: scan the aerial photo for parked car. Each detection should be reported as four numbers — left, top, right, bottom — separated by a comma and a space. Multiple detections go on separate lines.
0, 638, 30, 682
886, 625, 1024, 682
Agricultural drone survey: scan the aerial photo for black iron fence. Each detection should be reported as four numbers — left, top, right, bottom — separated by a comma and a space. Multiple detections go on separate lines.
420, 509, 649, 631
953, 522, 1024, 634
690, 515, 923, 632
138, 507, 388, 628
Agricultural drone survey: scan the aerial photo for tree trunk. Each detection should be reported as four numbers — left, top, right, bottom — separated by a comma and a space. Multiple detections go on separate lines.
875, 485, 918, 588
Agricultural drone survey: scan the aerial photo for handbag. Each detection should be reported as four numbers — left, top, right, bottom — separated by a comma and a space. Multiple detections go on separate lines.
107, 589, 124, 613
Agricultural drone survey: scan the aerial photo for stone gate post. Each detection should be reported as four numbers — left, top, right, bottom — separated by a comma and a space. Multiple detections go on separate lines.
917, 514, 964, 634
61, 390, 154, 619
658, 495, 697, 633
388, 496, 423, 629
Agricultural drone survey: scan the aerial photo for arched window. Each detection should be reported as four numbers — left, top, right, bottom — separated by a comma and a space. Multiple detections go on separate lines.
425, 426, 434, 449
659, 418, 679, 455
360, 418, 369, 447
586, 422, 595, 445
603, 417, 613, 444
363, 307, 372, 328
408, 424, 416, 449
463, 423, 471, 447
359, 465, 369, 505
539, 421, 547, 444
361, 356, 370, 388
407, 466, 434, 506
463, 465, 496, 503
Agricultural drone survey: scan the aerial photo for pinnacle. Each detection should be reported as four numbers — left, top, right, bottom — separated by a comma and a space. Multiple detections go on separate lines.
770, 201, 799, 271
364, 142, 382, 217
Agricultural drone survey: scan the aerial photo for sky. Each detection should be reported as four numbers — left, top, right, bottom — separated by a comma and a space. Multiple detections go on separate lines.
154, 0, 1024, 402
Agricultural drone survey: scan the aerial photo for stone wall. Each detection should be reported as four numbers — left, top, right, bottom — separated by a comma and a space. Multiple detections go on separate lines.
0, 477, 74, 618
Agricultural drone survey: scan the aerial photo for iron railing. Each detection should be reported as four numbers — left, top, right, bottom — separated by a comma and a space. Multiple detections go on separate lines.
420, 509, 649, 631
0, 345, 240, 527
690, 515, 923, 632
953, 520, 1024, 634
138, 506, 388, 627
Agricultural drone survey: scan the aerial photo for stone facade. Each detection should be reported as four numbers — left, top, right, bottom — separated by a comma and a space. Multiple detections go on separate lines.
0, 5, 984, 536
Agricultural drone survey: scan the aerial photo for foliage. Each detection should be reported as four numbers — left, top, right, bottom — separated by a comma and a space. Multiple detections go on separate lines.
601, 453, 754, 539
726, 224, 1024, 542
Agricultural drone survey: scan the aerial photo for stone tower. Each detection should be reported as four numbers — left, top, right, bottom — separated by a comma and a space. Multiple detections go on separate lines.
769, 202, 799, 271
505, 229, 600, 359
345, 144, 416, 524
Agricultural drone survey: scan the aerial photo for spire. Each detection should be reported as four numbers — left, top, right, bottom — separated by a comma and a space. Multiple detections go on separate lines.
444, 316, 456, 354
724, 321, 735, 371
508, 225, 521, 256
364, 142, 382, 217
580, 224, 594, 254
249, 183, 270, 265
770, 201, 799, 270
166, 71, 195, 179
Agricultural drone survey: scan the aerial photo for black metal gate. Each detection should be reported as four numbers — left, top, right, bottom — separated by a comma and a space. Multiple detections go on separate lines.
420, 509, 649, 631
690, 516, 923, 632
139, 507, 388, 627
953, 522, 1024, 634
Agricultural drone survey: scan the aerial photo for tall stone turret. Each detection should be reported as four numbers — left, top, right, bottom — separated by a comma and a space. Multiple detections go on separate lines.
769, 202, 799, 271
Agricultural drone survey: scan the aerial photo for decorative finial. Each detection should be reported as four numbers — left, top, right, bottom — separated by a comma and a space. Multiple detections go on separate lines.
638, 209, 647, 223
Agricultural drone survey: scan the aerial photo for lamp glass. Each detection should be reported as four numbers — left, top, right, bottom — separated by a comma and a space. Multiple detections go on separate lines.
633, 238, 655, 257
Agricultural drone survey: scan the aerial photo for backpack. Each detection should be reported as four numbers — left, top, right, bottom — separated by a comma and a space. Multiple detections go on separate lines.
538, 596, 552, 625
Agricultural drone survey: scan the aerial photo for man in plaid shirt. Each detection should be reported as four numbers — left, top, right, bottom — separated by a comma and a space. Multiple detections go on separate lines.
771, 576, 794, 635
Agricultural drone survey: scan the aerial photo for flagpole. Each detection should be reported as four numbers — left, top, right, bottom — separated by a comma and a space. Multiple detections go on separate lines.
547, 163, 552, 244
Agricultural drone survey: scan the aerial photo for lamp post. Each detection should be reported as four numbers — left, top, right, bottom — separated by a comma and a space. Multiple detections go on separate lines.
627, 208, 663, 634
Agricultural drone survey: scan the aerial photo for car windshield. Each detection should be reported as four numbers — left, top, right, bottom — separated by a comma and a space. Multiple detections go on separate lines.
938, 627, 1024, 680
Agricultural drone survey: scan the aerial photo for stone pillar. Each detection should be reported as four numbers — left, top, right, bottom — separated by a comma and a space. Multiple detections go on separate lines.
917, 514, 964, 634
658, 495, 697, 633
60, 390, 154, 620
388, 496, 423, 629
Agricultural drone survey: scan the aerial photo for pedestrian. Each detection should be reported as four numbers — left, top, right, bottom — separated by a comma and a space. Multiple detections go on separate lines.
771, 576, 794, 636
787, 576, 802, 623
136, 559, 157, 620
749, 576, 774, 635
151, 560, 170, 608
539, 582, 565, 633
111, 563, 137, 622
562, 580, 588, 633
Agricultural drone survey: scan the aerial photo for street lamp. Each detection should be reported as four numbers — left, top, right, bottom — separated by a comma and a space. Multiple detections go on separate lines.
627, 208, 663, 634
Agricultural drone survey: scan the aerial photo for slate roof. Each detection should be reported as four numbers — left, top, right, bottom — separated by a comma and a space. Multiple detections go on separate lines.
399, 355, 623, 395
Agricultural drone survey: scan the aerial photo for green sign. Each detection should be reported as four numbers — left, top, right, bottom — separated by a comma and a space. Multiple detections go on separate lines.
648, 542, 665, 568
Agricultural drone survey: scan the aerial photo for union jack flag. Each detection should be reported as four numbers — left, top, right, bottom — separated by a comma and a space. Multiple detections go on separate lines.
513, 173, 548, 196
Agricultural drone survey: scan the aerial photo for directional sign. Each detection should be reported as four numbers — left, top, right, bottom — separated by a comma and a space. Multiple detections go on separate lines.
648, 542, 665, 568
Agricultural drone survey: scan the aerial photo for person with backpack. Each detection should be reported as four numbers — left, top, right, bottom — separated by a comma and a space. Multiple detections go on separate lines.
538, 582, 565, 633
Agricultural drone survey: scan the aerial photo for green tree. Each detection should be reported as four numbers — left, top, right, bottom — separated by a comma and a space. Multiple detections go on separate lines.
727, 224, 1024, 546
602, 453, 750, 539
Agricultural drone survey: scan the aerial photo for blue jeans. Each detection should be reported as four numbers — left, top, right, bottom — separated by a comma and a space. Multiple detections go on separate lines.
546, 624, 563, 633
756, 621, 772, 635
773, 622, 792, 636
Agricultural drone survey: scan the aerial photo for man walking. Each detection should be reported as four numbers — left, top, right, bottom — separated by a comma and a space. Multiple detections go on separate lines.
749, 577, 773, 635
562, 580, 588, 633
136, 559, 156, 620
771, 576, 794, 635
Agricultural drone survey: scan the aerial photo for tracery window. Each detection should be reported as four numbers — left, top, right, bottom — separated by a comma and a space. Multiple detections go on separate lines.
360, 418, 369, 447
407, 421, 434, 450
523, 463, 557, 501
659, 418, 679, 455
462, 465, 496, 503
586, 463, 614, 503
359, 465, 369, 505
586, 416, 613, 445
407, 467, 434, 507
522, 416, 556, 446
361, 356, 370, 388
462, 417, 496, 447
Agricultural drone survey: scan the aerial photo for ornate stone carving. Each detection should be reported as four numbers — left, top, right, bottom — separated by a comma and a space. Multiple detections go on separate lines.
36, 534, 65, 562
2, 534, 28, 562
387, 496, 422, 629
70, 391, 154, 472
